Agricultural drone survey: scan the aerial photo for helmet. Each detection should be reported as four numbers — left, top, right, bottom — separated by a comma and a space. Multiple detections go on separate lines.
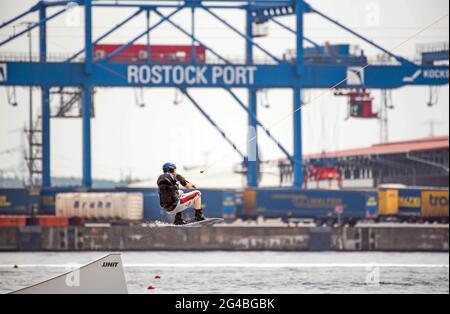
162, 163, 177, 173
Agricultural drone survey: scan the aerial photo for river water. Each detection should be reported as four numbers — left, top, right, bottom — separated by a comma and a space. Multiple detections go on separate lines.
0, 251, 448, 294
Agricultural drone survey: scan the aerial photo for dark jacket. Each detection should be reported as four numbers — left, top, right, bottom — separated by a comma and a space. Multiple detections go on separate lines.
157, 173, 189, 211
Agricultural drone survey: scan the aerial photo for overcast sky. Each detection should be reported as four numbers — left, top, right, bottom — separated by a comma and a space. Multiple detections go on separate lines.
0, 0, 449, 187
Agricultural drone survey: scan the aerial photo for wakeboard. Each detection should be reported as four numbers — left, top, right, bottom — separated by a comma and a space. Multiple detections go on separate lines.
182, 217, 224, 227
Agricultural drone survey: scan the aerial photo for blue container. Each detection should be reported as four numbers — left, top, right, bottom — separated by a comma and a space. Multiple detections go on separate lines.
0, 188, 39, 215
201, 189, 237, 219
134, 188, 238, 221
244, 188, 378, 220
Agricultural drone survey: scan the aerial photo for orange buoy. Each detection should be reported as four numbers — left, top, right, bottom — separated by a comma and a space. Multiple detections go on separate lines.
155, 275, 161, 279
147, 285, 156, 290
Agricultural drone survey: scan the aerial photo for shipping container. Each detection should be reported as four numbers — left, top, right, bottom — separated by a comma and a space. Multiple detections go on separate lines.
0, 215, 27, 228
26, 216, 69, 227
378, 187, 448, 222
55, 192, 144, 220
93, 44, 207, 64
242, 188, 378, 222
114, 188, 163, 221
0, 188, 39, 216
40, 187, 91, 215
378, 189, 399, 216
197, 189, 238, 219
421, 189, 449, 219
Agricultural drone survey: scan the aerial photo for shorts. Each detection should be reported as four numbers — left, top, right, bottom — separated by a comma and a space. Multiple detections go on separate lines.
171, 190, 202, 214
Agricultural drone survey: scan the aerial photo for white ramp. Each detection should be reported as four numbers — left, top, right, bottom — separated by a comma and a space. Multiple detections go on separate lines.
12, 254, 128, 294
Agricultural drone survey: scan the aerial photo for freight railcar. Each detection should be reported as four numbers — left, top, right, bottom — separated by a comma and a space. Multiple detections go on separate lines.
106, 188, 238, 222
2, 186, 447, 225
241, 188, 378, 226
39, 187, 239, 222
379, 187, 449, 223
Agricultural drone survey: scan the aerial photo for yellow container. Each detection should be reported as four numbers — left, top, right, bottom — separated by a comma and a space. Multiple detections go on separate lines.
378, 189, 399, 215
421, 190, 449, 218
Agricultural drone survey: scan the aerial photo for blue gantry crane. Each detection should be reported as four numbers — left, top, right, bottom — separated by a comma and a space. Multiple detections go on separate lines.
0, 0, 448, 188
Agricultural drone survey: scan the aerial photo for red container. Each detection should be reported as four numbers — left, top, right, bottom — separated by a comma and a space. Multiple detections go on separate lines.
27, 216, 69, 227
0, 215, 27, 228
93, 44, 206, 64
